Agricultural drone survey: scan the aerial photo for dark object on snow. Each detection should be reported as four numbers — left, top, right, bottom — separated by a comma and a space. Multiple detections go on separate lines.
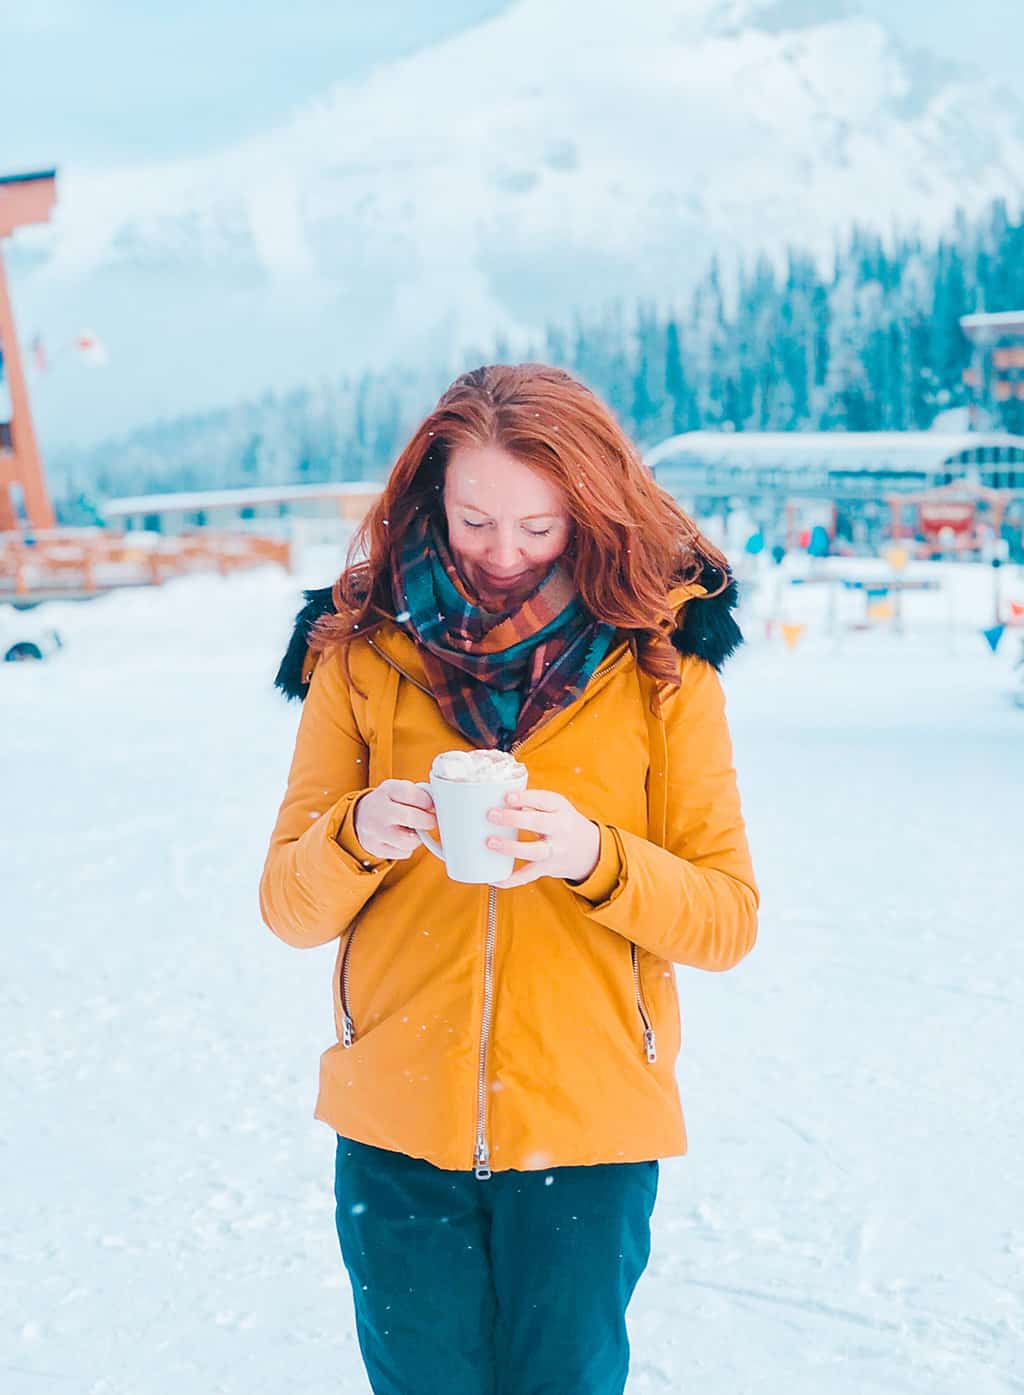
3, 626, 62, 663
5, 641, 43, 662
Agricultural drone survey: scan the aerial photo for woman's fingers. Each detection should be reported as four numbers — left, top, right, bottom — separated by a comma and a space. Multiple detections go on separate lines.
492, 864, 544, 889
486, 835, 551, 861
389, 800, 438, 831
504, 788, 564, 812
381, 832, 422, 857
487, 806, 552, 834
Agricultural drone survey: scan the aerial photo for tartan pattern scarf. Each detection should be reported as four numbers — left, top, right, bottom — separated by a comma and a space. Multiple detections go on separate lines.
391, 512, 617, 750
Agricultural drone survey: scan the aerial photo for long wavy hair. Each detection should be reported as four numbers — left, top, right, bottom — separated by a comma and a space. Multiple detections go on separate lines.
311, 362, 729, 689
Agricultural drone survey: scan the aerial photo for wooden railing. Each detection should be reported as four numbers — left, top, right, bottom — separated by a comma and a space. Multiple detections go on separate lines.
0, 527, 292, 599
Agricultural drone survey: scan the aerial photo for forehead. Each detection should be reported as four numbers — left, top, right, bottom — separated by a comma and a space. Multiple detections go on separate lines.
445, 444, 566, 515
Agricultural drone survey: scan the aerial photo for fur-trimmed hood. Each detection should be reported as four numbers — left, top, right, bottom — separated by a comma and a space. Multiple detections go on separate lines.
274, 561, 742, 701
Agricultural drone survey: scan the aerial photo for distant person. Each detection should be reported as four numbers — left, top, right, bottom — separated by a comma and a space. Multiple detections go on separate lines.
260, 363, 759, 1395
808, 524, 830, 559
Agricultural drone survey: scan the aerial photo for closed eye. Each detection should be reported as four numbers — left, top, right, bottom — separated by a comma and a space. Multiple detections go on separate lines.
462, 520, 552, 537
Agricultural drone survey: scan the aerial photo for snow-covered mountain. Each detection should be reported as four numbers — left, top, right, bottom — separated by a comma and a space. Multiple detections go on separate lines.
14, 0, 1024, 445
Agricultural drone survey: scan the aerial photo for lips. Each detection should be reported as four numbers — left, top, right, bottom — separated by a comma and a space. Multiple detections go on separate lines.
480, 569, 527, 586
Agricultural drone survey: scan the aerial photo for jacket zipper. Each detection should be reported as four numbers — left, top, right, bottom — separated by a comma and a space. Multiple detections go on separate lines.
473, 885, 499, 1179
631, 943, 658, 1063
339, 923, 358, 1047
470, 657, 624, 1180
366, 636, 633, 1176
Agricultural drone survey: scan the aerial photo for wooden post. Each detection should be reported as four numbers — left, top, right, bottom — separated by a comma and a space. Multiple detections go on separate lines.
0, 170, 58, 532
0, 246, 57, 529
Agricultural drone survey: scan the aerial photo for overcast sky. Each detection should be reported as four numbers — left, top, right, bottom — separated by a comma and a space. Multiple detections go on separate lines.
1, 0, 1020, 171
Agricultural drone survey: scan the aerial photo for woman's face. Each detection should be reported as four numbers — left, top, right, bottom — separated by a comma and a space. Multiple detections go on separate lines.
442, 443, 573, 610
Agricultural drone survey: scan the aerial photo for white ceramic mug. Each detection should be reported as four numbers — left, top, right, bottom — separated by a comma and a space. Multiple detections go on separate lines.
416, 768, 528, 884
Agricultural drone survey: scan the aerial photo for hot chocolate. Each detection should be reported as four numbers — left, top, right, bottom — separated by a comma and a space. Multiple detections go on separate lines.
430, 749, 527, 785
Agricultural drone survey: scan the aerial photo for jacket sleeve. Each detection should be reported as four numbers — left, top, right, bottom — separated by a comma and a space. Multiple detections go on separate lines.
571, 657, 759, 971
259, 651, 394, 949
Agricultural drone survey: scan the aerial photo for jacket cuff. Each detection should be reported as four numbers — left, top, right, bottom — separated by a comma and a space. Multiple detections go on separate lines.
330, 791, 392, 874
566, 823, 624, 904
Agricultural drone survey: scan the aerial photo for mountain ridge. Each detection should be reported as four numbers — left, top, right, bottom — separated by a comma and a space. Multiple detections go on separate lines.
15, 0, 1024, 445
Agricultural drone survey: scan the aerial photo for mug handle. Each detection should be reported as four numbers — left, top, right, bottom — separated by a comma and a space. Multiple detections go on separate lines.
414, 781, 445, 861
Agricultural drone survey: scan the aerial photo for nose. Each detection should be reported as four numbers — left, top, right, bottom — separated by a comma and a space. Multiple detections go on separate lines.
487, 533, 525, 570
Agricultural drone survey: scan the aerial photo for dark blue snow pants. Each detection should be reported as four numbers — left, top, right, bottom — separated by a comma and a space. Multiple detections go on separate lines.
334, 1136, 658, 1395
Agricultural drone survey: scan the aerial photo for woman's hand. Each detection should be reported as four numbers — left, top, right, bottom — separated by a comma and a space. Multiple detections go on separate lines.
486, 788, 600, 889
353, 780, 436, 861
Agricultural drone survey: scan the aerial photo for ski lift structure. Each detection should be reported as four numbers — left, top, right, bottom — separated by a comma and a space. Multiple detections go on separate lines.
0, 168, 292, 604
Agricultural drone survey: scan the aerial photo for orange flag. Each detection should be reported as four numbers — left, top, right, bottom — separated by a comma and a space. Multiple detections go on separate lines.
781, 623, 806, 652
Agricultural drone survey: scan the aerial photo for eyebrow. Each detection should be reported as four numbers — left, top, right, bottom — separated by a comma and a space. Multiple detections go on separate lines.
456, 501, 559, 520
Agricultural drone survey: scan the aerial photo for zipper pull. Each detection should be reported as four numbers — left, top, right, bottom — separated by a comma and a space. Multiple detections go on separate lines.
342, 1015, 354, 1048
474, 1142, 492, 1181
644, 1028, 658, 1064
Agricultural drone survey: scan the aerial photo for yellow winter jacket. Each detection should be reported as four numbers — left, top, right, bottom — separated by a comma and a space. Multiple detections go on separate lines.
259, 592, 758, 1174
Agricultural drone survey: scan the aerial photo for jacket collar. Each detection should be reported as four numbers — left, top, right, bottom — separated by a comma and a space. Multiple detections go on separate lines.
275, 567, 742, 703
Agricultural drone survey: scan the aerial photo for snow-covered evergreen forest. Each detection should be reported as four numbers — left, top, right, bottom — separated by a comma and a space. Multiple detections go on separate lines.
54, 198, 1024, 519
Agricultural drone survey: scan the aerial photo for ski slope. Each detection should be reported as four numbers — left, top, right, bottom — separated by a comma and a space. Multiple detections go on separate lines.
3, 549, 1023, 1393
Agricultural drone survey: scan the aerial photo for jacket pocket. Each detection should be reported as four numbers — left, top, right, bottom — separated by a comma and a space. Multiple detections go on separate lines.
630, 942, 658, 1063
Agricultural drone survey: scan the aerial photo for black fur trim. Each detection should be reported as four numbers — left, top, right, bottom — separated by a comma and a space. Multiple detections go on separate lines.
671, 568, 744, 672
274, 586, 336, 700
276, 565, 743, 700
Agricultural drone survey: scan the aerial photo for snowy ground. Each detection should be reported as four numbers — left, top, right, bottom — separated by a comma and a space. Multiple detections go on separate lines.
3, 548, 1023, 1395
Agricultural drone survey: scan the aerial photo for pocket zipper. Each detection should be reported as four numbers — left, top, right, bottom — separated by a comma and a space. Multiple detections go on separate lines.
631, 942, 658, 1063
340, 923, 359, 1047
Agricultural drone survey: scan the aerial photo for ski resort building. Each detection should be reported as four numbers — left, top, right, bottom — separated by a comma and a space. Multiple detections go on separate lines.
645, 430, 1024, 556
101, 480, 384, 543
961, 310, 1024, 418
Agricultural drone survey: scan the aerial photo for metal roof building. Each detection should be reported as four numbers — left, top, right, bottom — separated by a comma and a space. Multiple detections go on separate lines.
645, 431, 1024, 499
101, 480, 384, 536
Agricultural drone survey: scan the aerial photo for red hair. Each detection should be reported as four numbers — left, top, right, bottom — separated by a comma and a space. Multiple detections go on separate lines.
312, 362, 729, 688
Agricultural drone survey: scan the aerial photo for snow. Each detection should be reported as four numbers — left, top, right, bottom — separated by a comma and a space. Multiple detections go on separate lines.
3, 545, 1023, 1393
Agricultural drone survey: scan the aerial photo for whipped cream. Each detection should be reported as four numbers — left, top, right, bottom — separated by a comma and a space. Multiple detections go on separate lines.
431, 748, 527, 784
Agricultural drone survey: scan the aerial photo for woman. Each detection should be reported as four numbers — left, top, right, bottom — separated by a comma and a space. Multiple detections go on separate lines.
260, 363, 758, 1395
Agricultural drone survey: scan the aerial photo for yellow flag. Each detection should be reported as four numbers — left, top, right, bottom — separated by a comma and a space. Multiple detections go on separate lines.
781, 622, 806, 651
867, 600, 893, 622
884, 546, 909, 572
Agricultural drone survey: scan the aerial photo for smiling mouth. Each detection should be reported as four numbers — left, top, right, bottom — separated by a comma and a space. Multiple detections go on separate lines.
481, 570, 527, 586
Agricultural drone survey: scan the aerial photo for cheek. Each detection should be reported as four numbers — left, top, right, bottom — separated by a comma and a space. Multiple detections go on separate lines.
450, 525, 486, 560
538, 526, 572, 565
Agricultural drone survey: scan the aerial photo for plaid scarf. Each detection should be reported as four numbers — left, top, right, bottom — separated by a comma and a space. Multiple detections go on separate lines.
391, 512, 616, 750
